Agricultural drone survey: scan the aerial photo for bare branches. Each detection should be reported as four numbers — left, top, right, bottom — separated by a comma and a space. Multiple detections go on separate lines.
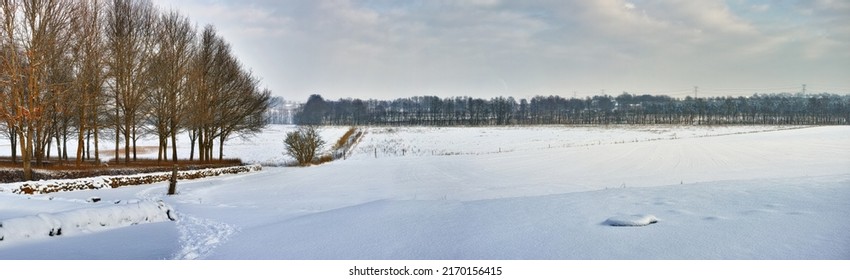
106, 0, 156, 163
70, 0, 106, 166
0, 0, 73, 179
188, 25, 270, 161
0, 0, 271, 175
284, 126, 325, 166
148, 9, 195, 162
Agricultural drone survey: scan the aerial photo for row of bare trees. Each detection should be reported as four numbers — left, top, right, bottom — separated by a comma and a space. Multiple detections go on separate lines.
297, 93, 850, 126
0, 0, 270, 180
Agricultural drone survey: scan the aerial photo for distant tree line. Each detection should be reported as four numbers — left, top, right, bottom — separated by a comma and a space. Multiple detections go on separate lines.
265, 96, 298, 124
0, 0, 270, 180
295, 93, 850, 126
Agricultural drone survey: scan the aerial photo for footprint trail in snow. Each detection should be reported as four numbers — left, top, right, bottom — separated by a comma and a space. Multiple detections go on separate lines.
173, 214, 237, 260
130, 181, 237, 259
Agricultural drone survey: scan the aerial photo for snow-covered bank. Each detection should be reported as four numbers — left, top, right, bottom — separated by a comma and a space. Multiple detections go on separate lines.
0, 200, 174, 245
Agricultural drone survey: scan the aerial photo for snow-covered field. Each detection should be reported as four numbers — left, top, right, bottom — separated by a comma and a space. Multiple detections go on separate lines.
0, 125, 848, 259
0, 125, 352, 165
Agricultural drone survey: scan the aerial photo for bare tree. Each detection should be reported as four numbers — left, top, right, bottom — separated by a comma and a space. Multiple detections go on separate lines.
216, 77, 270, 160
148, 9, 194, 162
186, 25, 217, 161
44, 40, 75, 162
105, 0, 156, 164
70, 0, 106, 166
0, 0, 73, 180
0, 0, 270, 175
188, 25, 268, 161
0, 1, 21, 164
284, 126, 324, 166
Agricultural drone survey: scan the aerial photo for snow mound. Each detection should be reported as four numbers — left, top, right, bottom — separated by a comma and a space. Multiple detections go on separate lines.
604, 214, 659, 227
0, 200, 175, 244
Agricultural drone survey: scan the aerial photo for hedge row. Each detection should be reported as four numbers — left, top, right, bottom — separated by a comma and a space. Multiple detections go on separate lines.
0, 162, 242, 183
5, 165, 262, 195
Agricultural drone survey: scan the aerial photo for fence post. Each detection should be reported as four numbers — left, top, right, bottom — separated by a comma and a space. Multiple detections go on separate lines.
168, 164, 178, 195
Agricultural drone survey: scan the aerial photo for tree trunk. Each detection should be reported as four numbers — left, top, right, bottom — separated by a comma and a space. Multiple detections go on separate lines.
198, 128, 206, 162
115, 104, 120, 163
171, 126, 178, 162
86, 130, 91, 160
219, 134, 225, 160
46, 132, 53, 161
94, 115, 100, 163
10, 128, 17, 164
21, 126, 33, 181
62, 131, 68, 161
124, 116, 130, 164
76, 109, 86, 166
189, 129, 196, 161
132, 129, 138, 161
167, 164, 178, 195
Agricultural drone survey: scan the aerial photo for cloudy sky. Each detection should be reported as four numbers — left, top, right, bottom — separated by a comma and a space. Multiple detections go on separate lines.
151, 0, 850, 101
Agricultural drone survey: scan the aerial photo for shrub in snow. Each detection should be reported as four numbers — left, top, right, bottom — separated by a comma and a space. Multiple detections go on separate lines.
0, 200, 175, 244
604, 214, 659, 227
284, 126, 325, 166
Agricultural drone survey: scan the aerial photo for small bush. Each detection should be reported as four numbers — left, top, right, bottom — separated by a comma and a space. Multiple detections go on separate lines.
284, 126, 325, 166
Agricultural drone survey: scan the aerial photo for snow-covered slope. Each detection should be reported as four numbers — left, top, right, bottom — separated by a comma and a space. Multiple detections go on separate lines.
0, 200, 174, 243
0, 125, 848, 259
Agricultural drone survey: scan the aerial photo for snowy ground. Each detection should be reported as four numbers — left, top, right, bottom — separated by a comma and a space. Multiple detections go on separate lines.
0, 125, 848, 259
0, 125, 351, 165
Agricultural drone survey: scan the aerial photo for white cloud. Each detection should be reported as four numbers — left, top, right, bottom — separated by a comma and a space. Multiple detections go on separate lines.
451, 0, 501, 7
319, 0, 381, 26
750, 3, 770, 12
151, 0, 850, 100
152, 0, 293, 38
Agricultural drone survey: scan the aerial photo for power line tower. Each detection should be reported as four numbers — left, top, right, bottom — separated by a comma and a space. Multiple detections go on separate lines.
802, 84, 806, 95
694, 86, 698, 99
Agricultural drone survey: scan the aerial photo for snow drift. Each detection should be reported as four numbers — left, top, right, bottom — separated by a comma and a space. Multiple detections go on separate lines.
604, 214, 659, 226
0, 200, 175, 244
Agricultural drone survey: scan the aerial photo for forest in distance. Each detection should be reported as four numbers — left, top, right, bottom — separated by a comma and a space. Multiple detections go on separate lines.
295, 92, 850, 126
